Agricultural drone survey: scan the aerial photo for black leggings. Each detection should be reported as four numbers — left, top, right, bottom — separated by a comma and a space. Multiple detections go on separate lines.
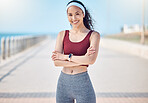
56, 71, 96, 103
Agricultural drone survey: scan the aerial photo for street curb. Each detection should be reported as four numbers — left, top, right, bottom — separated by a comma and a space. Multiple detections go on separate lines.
100, 38, 148, 59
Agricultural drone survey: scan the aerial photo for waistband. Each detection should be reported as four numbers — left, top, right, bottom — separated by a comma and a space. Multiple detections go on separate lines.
59, 71, 90, 86
61, 71, 88, 77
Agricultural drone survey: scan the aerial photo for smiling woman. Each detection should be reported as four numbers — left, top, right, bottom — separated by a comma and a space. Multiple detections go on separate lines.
51, 0, 100, 103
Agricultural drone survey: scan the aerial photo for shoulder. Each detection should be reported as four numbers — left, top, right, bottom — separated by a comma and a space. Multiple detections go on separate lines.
57, 30, 65, 37
90, 30, 100, 40
57, 30, 67, 41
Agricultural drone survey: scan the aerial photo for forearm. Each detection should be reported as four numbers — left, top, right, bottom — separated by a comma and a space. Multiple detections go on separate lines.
64, 55, 93, 65
71, 55, 93, 65
54, 60, 82, 67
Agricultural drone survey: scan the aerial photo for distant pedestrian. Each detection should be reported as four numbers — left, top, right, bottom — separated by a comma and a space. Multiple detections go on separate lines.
51, 0, 100, 103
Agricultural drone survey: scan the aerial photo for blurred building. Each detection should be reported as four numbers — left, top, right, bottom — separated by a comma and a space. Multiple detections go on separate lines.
122, 24, 148, 33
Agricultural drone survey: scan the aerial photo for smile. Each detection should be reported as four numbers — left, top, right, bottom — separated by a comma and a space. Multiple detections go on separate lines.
72, 20, 79, 24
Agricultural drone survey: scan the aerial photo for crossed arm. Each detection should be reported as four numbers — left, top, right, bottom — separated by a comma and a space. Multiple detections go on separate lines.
51, 31, 100, 67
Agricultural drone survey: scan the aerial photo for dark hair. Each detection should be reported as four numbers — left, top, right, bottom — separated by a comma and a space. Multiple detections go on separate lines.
67, 0, 94, 30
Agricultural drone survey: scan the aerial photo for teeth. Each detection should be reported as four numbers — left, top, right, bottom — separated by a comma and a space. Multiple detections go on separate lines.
73, 21, 78, 24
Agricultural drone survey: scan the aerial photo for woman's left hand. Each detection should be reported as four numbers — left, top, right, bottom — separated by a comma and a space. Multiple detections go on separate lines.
51, 51, 66, 61
85, 46, 96, 56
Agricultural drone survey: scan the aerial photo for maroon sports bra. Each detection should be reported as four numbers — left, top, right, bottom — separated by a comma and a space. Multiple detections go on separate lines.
63, 30, 93, 67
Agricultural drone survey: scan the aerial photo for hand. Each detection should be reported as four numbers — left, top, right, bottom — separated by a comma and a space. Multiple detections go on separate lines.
85, 46, 96, 56
51, 51, 66, 61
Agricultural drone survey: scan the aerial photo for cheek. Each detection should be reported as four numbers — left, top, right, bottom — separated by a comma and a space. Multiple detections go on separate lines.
67, 15, 83, 23
77, 15, 84, 20
68, 17, 72, 22
67, 15, 71, 19
76, 15, 80, 19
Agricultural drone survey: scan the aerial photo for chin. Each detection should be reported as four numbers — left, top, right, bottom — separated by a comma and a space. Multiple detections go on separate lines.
72, 23, 81, 27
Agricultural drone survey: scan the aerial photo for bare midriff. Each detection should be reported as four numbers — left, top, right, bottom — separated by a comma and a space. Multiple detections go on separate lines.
62, 66, 87, 75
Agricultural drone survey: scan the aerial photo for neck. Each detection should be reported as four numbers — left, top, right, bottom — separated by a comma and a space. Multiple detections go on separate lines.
72, 23, 88, 33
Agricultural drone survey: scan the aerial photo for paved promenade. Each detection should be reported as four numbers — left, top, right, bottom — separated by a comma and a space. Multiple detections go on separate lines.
0, 37, 148, 103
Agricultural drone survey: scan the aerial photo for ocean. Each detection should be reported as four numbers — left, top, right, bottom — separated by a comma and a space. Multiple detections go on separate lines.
0, 33, 57, 56
0, 33, 56, 52
0, 32, 57, 40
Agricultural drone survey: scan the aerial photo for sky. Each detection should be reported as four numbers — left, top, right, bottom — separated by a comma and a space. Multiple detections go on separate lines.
0, 0, 147, 35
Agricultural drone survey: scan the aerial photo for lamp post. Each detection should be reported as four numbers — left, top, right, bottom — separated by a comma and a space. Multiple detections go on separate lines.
141, 0, 145, 44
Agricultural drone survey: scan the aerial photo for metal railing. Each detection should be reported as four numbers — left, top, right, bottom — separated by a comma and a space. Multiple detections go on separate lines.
0, 35, 47, 63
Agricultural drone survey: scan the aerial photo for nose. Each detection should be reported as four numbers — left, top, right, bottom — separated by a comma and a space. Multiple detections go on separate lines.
72, 15, 76, 20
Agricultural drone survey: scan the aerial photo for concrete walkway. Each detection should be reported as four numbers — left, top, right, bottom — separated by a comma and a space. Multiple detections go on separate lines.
0, 37, 148, 103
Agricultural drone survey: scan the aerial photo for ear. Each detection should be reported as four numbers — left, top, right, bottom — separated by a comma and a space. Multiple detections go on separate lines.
83, 12, 85, 18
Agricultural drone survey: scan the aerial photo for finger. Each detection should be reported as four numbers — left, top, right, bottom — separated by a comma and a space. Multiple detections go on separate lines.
89, 48, 94, 51
89, 51, 96, 54
91, 48, 96, 50
52, 58, 54, 61
52, 55, 56, 59
89, 47, 96, 51
52, 57, 56, 61
54, 58, 58, 61
51, 56, 55, 60
88, 50, 95, 54
51, 55, 55, 59
52, 51, 56, 53
51, 54, 56, 57
52, 51, 57, 53
51, 56, 54, 60
89, 46, 92, 49
89, 50, 96, 52
89, 47, 95, 50
89, 51, 95, 55
87, 47, 92, 51
52, 53, 57, 56
52, 52, 56, 54
91, 51, 96, 53
51, 53, 55, 56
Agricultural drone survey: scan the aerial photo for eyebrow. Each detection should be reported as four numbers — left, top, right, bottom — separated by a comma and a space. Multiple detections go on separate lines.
68, 11, 80, 14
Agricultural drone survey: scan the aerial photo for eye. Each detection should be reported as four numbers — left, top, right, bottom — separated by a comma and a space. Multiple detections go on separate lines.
69, 14, 72, 16
68, 13, 72, 16
76, 13, 80, 15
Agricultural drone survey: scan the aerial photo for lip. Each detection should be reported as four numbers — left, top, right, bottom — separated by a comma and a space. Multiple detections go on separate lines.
72, 20, 79, 24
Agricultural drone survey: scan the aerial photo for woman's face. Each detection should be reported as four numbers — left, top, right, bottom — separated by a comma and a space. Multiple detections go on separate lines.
67, 6, 85, 27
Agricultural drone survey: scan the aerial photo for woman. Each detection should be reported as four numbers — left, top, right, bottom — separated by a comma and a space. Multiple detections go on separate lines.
51, 0, 100, 103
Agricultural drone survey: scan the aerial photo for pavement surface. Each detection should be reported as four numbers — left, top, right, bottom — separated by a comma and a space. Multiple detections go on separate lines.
0, 37, 148, 103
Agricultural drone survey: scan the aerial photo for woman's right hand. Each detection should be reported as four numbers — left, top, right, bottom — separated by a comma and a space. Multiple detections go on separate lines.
85, 46, 96, 56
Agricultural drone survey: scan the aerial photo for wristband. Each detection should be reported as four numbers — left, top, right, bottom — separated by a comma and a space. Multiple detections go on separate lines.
68, 53, 73, 61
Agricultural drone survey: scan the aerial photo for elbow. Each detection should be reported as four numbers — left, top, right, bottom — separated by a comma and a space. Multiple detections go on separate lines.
88, 53, 98, 65
88, 57, 96, 65
89, 60, 95, 65
54, 61, 60, 67
54, 62, 58, 66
